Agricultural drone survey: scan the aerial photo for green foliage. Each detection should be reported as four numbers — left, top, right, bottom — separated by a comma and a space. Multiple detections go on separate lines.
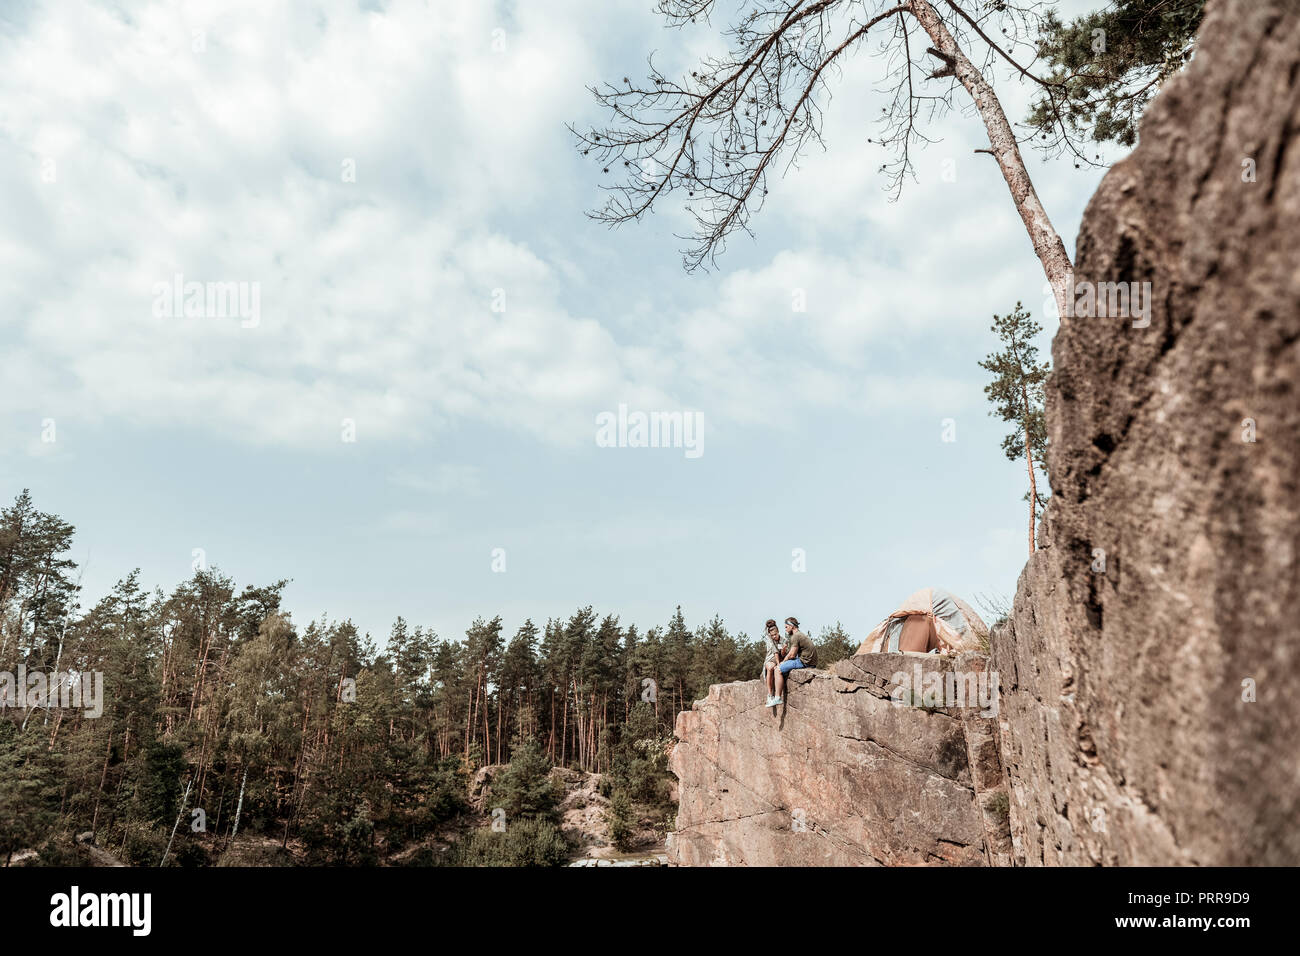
165, 839, 211, 868
980, 303, 1050, 463
121, 824, 169, 867
988, 791, 1011, 824
0, 488, 825, 865
980, 302, 1051, 521
815, 622, 856, 667
445, 818, 571, 867
214, 841, 295, 867
607, 702, 673, 809
0, 722, 57, 864
298, 759, 405, 865
30, 837, 81, 867
125, 740, 188, 827
340, 805, 378, 865
606, 790, 636, 852
0, 489, 79, 664
413, 757, 468, 832
1027, 0, 1206, 149
490, 738, 560, 823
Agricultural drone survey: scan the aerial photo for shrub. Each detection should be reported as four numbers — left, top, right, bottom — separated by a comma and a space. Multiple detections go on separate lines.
606, 790, 636, 852
445, 819, 571, 867
121, 825, 168, 867
490, 739, 560, 823
341, 805, 378, 865
815, 622, 856, 667
987, 792, 1011, 824
608, 702, 674, 808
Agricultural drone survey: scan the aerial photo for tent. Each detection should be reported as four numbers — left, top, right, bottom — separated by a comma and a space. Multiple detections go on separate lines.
857, 587, 990, 655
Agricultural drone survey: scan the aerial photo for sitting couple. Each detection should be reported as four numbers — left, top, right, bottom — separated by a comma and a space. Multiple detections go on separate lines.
762, 616, 817, 708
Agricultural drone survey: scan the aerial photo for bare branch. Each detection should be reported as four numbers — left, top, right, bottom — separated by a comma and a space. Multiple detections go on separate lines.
573, 1, 908, 270
572, 0, 1082, 286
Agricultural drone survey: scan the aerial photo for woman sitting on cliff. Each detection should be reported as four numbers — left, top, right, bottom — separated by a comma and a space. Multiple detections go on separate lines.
762, 619, 786, 708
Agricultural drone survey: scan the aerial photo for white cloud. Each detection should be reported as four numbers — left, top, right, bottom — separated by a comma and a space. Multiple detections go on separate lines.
0, 0, 1096, 459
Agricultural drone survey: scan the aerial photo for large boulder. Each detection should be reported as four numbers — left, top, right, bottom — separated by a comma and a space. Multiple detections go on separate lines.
667, 655, 1011, 866
994, 0, 1300, 865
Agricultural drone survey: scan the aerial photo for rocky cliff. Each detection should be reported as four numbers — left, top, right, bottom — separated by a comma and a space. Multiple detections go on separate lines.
994, 0, 1300, 866
668, 0, 1299, 866
669, 653, 1011, 866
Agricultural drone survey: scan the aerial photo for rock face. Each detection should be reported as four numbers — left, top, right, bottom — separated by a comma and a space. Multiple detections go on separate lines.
668, 654, 1011, 866
994, 0, 1300, 866
669, 0, 1299, 866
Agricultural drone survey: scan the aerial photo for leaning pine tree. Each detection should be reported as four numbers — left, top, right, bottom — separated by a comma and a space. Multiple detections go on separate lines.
573, 0, 1208, 310
979, 302, 1049, 554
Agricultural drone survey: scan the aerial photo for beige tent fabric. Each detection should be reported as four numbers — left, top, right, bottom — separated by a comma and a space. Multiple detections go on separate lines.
948, 594, 989, 647
896, 614, 936, 653
857, 587, 990, 655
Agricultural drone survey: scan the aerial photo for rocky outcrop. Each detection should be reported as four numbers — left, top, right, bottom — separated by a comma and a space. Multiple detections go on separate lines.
668, 653, 1011, 866
472, 764, 663, 858
669, 0, 1299, 866
994, 0, 1300, 866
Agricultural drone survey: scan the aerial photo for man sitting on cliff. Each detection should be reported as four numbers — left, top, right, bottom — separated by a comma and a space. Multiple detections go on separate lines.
770, 616, 817, 708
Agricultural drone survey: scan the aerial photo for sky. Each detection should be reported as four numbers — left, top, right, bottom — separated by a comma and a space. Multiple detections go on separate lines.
1, 0, 1118, 649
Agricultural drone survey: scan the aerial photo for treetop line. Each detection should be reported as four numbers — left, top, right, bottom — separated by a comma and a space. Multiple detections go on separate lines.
1, 487, 860, 864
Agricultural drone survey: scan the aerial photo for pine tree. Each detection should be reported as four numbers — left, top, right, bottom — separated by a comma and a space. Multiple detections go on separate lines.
1, 490, 840, 864
491, 738, 559, 823
0, 721, 55, 864
1027, 0, 1205, 148
816, 622, 856, 667
980, 302, 1052, 553
606, 790, 635, 852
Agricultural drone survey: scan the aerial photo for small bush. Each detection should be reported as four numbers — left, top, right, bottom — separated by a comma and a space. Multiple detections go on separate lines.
341, 806, 378, 865
121, 826, 169, 867
490, 740, 560, 823
168, 839, 211, 868
30, 836, 80, 867
815, 622, 856, 667
445, 818, 571, 867
987, 792, 1011, 823
606, 790, 636, 852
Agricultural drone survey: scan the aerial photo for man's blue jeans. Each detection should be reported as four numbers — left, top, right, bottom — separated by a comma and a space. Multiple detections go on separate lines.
778, 658, 805, 675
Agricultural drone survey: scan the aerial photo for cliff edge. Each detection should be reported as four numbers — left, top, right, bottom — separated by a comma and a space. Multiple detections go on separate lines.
668, 0, 1299, 866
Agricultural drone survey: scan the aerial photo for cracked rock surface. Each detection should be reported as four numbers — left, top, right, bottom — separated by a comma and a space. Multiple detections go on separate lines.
667, 655, 1010, 866
994, 0, 1300, 866
668, 0, 1299, 867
